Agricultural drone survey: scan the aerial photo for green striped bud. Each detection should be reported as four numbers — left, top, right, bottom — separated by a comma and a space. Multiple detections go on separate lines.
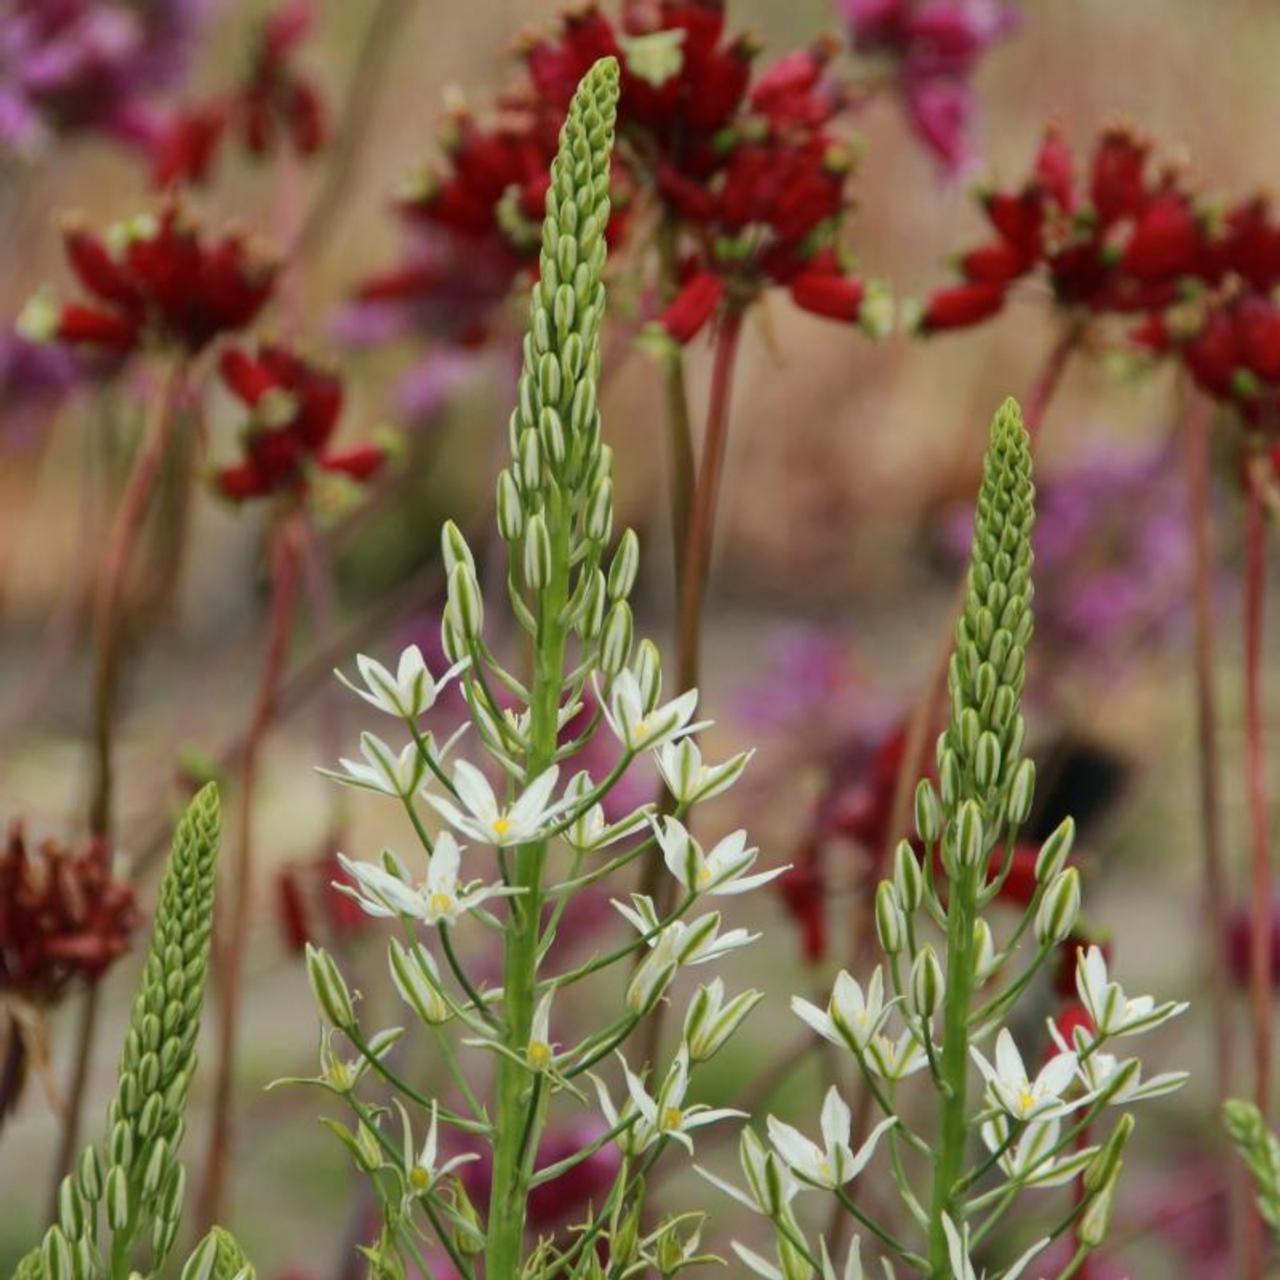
914, 778, 941, 844
607, 528, 640, 601
305, 944, 356, 1030
893, 840, 923, 914
874, 880, 905, 955
523, 512, 552, 589
1007, 757, 1035, 826
496, 470, 524, 542
909, 945, 944, 1018
440, 519, 475, 576
1035, 816, 1075, 884
1035, 867, 1081, 945
599, 600, 633, 676
446, 562, 484, 640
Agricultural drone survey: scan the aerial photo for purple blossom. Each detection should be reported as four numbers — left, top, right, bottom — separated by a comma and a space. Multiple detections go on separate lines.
0, 0, 211, 153
840, 0, 1018, 176
0, 329, 81, 449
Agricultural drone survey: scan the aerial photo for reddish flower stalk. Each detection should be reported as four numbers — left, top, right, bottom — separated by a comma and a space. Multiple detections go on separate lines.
1244, 456, 1273, 1122
881, 324, 1080, 859
47, 357, 188, 1202
198, 513, 303, 1231
1186, 390, 1251, 1278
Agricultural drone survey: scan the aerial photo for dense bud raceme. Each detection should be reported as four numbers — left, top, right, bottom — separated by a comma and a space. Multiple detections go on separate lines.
700, 400, 1187, 1279
286, 57, 787, 1279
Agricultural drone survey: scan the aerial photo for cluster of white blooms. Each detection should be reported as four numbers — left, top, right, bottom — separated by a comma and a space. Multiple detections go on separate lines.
697, 401, 1190, 1279
293, 55, 794, 1280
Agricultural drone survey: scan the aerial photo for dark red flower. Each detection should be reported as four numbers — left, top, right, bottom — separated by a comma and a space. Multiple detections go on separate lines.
0, 824, 139, 1005
20, 203, 276, 358
918, 124, 1211, 335
147, 101, 228, 189
213, 343, 388, 501
234, 0, 327, 159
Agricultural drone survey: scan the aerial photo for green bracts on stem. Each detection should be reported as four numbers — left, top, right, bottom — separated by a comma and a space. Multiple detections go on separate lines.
928, 401, 1035, 1274
1224, 1099, 1280, 1234
486, 56, 620, 1280
939, 396, 1035, 829
20, 784, 222, 1280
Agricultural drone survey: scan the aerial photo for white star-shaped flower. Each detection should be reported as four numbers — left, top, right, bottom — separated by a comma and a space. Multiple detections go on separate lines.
396, 1100, 479, 1201
655, 816, 786, 897
865, 1027, 928, 1082
655, 739, 752, 805
336, 833, 518, 926
980, 1114, 1098, 1188
971, 1028, 1078, 1123
613, 893, 759, 965
592, 1048, 745, 1155
791, 967, 894, 1054
1076, 945, 1189, 1038
600, 670, 706, 752
336, 646, 469, 719
765, 1087, 896, 1190
426, 760, 565, 847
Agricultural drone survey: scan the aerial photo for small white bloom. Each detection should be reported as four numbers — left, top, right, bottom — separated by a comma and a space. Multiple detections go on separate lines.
336, 646, 468, 720
319, 732, 424, 797
560, 770, 651, 852
594, 1048, 745, 1155
791, 968, 893, 1053
397, 1100, 479, 1198
426, 760, 565, 846
1047, 1020, 1189, 1104
600, 670, 706, 752
683, 978, 762, 1062
527, 990, 556, 1071
336, 833, 518, 926
942, 1212, 1047, 1280
971, 1028, 1078, 1123
696, 1128, 798, 1216
766, 1087, 895, 1190
864, 1027, 928, 1082
1076, 945, 1189, 1038
655, 816, 786, 897
979, 1115, 1098, 1188
613, 894, 759, 965
655, 738, 752, 805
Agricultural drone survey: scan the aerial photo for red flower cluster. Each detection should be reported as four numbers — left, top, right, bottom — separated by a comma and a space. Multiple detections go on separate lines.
136, 2, 326, 190
234, 0, 327, 159
522, 3, 881, 342
1138, 196, 1280, 426
916, 125, 1210, 333
0, 824, 139, 1006
214, 343, 388, 501
20, 204, 276, 358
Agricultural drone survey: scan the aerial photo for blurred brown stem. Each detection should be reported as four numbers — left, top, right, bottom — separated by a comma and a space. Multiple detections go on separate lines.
634, 303, 744, 1064
290, 0, 410, 264
46, 360, 186, 1208
1186, 391, 1252, 1277
656, 216, 695, 593
198, 513, 303, 1231
880, 323, 1081, 877
1244, 456, 1272, 1123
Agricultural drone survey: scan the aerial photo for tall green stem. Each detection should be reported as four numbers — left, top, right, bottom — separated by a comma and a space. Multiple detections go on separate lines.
486, 514, 570, 1275
930, 861, 977, 1270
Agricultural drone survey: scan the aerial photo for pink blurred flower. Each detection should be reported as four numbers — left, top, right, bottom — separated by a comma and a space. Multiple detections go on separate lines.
840, 0, 1018, 175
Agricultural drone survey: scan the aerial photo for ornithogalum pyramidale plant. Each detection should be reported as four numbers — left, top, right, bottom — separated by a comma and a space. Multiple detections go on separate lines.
702, 400, 1190, 1280
10, 784, 243, 1280
300, 56, 783, 1279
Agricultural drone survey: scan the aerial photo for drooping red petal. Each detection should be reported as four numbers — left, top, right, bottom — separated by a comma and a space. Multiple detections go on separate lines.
659, 271, 725, 344
790, 269, 865, 322
914, 280, 1006, 333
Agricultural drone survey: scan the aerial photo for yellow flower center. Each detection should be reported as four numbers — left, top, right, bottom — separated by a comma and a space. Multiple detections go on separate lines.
409, 1166, 431, 1191
1017, 1088, 1037, 1116
429, 891, 454, 916
492, 816, 511, 837
695, 864, 713, 888
528, 1040, 552, 1069
661, 1106, 683, 1132
633, 719, 650, 739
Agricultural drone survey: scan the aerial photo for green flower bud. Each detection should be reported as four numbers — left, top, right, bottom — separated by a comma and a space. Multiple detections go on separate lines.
1035, 867, 1081, 945
599, 600, 633, 675
632, 638, 662, 711
914, 778, 941, 844
77, 1146, 103, 1202
874, 880, 905, 955
1007, 757, 1035, 826
440, 519, 475, 576
41, 1227, 72, 1280
585, 476, 614, 543
523, 511, 552, 589
607, 528, 640, 600
496, 470, 524, 542
105, 1164, 130, 1231
1035, 816, 1075, 883
974, 730, 1002, 789
388, 937, 451, 1026
910, 945, 944, 1018
446, 562, 484, 640
305, 943, 357, 1030
1079, 1169, 1120, 1248
518, 428, 542, 491
955, 799, 985, 867
1084, 1114, 1135, 1195
893, 839, 923, 914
